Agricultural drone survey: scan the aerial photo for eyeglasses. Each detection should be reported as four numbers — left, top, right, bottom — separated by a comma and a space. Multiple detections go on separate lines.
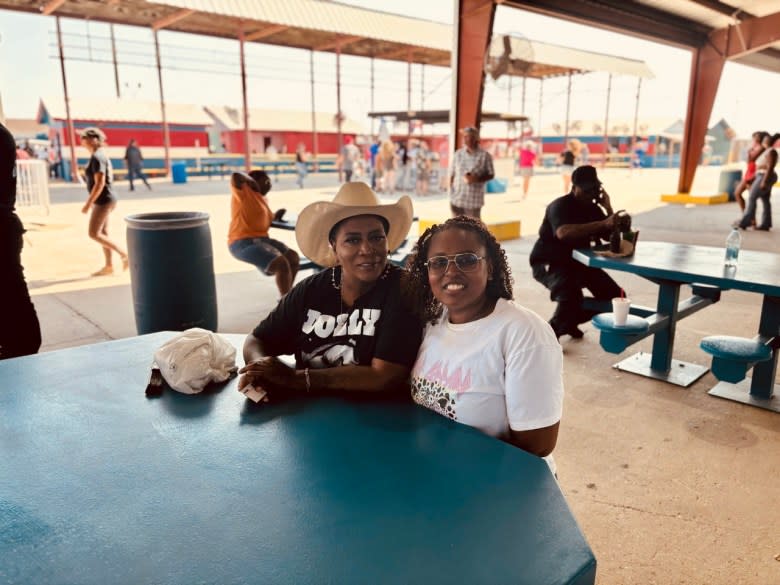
425, 253, 484, 274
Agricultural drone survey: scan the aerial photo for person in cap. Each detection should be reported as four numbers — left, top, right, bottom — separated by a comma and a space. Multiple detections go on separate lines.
80, 127, 128, 276
405, 216, 563, 473
0, 122, 42, 359
449, 126, 494, 219
529, 165, 627, 340
238, 183, 422, 398
228, 170, 300, 296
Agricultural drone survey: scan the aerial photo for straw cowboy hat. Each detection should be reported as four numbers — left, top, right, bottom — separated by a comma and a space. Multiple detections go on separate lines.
295, 182, 413, 268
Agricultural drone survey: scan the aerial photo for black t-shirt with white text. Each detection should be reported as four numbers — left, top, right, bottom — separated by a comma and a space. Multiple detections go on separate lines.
252, 265, 422, 372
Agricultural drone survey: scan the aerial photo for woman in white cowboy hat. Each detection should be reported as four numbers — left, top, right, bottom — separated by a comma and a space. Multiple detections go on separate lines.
238, 183, 422, 398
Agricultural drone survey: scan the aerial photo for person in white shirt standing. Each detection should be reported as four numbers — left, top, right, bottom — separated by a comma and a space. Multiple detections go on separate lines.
405, 216, 563, 473
449, 127, 494, 220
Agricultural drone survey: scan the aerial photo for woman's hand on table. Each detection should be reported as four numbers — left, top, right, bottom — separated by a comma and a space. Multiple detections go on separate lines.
238, 356, 296, 398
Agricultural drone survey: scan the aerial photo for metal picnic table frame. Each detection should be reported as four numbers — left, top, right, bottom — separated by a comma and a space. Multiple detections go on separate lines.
574, 241, 780, 411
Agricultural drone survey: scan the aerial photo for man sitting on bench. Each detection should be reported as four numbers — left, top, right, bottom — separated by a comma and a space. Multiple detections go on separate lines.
228, 170, 299, 297
529, 165, 628, 340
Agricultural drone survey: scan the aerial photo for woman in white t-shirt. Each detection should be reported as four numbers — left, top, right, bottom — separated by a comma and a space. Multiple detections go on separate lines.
405, 216, 563, 470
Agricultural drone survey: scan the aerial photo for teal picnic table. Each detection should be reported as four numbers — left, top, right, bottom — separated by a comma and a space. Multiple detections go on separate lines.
0, 333, 596, 585
574, 241, 780, 411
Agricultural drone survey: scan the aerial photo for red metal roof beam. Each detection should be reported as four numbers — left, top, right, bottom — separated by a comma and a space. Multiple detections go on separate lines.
152, 8, 196, 31
39, 0, 66, 15
315, 35, 363, 52
245, 24, 288, 42
710, 10, 780, 60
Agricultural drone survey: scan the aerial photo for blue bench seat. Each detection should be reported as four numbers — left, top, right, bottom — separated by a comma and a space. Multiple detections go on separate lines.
591, 313, 651, 354
700, 335, 772, 384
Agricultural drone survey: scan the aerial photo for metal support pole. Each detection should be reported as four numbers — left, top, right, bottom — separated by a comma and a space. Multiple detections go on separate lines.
239, 30, 251, 172
56, 16, 78, 183
630, 77, 642, 162
370, 57, 375, 136
563, 71, 572, 145
153, 30, 171, 175
336, 45, 343, 161
506, 77, 512, 139
420, 64, 425, 111
407, 51, 413, 136
520, 76, 526, 138
110, 24, 120, 98
603, 73, 612, 168
537, 78, 543, 147
310, 49, 319, 171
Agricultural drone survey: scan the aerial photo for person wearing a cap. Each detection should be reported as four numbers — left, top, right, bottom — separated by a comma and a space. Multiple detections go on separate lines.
449, 126, 494, 219
238, 183, 422, 397
0, 122, 41, 359
80, 127, 128, 276
529, 165, 626, 340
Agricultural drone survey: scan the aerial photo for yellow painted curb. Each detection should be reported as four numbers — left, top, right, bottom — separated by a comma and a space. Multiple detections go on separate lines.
660, 193, 729, 205
419, 218, 522, 241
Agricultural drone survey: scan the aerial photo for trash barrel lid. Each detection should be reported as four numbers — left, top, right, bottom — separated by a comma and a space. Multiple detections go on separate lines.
125, 212, 210, 230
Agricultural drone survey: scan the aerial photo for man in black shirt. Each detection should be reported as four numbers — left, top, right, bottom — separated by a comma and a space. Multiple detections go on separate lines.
0, 122, 41, 359
529, 165, 624, 340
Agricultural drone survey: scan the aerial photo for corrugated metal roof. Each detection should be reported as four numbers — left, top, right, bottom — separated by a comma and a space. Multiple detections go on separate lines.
205, 105, 366, 134
528, 39, 655, 78
39, 97, 214, 125
157, 0, 451, 52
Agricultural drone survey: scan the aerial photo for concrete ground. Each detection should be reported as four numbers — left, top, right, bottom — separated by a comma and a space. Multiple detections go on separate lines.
16, 163, 780, 585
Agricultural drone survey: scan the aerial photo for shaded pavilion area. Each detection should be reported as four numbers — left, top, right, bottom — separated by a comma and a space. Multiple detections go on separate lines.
453, 0, 780, 195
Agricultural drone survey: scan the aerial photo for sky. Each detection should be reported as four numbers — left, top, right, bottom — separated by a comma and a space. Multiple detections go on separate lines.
0, 0, 777, 138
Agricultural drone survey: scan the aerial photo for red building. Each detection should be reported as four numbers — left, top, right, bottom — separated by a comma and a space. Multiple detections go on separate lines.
38, 97, 212, 170
205, 106, 365, 155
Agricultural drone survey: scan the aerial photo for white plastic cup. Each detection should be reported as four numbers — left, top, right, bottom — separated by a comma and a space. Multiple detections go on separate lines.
612, 298, 631, 326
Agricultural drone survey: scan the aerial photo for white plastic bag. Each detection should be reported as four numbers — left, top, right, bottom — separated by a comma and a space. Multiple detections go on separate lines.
153, 328, 237, 394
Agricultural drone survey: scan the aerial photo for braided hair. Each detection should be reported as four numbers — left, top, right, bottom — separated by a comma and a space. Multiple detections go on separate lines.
404, 216, 513, 324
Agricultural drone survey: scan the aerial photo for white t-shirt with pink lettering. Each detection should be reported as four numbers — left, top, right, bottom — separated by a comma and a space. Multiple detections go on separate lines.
411, 298, 563, 471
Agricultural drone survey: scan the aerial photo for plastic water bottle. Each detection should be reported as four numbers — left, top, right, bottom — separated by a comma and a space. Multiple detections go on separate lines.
724, 228, 741, 267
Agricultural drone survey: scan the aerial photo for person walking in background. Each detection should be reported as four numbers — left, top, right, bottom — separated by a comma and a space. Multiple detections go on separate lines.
449, 126, 494, 219
124, 138, 151, 191
557, 139, 579, 193
733, 131, 768, 216
736, 132, 778, 231
415, 140, 431, 196
377, 139, 397, 194
338, 136, 360, 182
80, 127, 128, 277
518, 140, 537, 199
0, 122, 41, 359
294, 142, 308, 189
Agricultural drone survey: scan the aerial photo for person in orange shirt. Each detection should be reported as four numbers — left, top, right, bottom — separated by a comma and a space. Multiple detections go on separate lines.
228, 170, 299, 296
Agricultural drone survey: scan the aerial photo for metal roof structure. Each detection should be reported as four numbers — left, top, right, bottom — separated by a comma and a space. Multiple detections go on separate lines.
0, 0, 653, 78
503, 0, 780, 73
38, 97, 214, 126
367, 110, 528, 124
205, 105, 366, 134
0, 0, 451, 66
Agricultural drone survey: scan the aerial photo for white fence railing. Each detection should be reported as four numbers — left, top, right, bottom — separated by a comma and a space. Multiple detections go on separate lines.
15, 159, 50, 215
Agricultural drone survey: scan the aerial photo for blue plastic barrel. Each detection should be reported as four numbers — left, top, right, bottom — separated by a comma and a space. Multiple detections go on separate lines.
125, 212, 217, 334
718, 169, 742, 201
171, 162, 188, 184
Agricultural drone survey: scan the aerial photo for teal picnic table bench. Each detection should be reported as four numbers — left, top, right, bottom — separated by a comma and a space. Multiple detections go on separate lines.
574, 241, 780, 412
